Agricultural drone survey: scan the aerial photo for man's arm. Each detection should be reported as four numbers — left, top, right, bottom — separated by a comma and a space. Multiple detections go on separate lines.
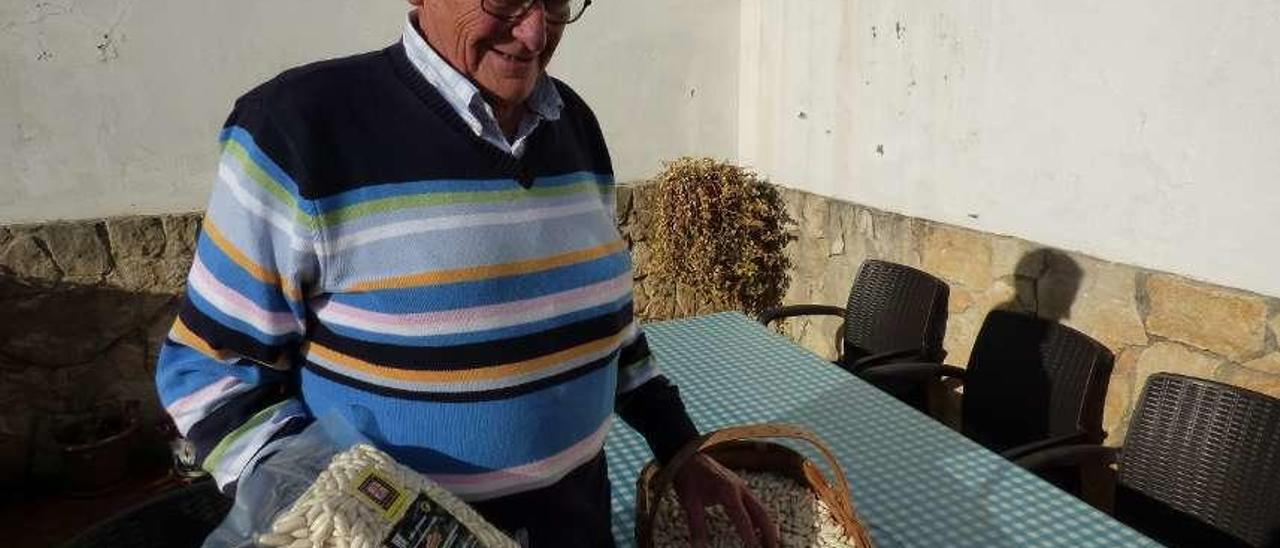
614, 330, 700, 464
155, 97, 318, 492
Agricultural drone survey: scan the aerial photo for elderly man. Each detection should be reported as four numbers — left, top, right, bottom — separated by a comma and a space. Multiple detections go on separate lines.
155, 0, 778, 546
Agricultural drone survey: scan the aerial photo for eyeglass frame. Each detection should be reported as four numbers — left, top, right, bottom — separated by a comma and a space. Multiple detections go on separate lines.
480, 0, 593, 25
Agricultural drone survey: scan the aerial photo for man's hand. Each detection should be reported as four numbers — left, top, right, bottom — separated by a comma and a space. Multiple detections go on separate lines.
672, 454, 780, 548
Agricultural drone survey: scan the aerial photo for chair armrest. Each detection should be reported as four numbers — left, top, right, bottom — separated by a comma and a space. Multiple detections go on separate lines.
850, 346, 926, 370
758, 304, 846, 326
1014, 444, 1119, 471
1000, 430, 1092, 461
858, 361, 967, 383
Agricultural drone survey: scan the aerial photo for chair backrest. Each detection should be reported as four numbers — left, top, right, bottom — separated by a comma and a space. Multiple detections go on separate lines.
841, 260, 949, 368
960, 310, 1114, 452
1116, 373, 1280, 547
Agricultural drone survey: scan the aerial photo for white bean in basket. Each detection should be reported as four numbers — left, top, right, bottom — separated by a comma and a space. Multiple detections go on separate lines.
651, 471, 861, 548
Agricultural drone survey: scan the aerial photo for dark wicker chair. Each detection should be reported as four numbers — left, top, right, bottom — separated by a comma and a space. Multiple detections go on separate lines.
758, 259, 950, 407
1017, 373, 1280, 548
61, 480, 231, 548
862, 310, 1115, 463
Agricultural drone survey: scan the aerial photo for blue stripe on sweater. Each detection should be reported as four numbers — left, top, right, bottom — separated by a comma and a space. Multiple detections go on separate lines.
298, 361, 617, 473
195, 238, 299, 313
155, 342, 285, 405
319, 199, 613, 272
331, 251, 631, 313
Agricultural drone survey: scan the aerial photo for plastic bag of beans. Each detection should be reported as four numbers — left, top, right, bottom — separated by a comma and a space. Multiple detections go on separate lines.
204, 416, 516, 548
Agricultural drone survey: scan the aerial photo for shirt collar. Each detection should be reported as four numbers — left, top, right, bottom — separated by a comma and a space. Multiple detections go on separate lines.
400, 10, 563, 127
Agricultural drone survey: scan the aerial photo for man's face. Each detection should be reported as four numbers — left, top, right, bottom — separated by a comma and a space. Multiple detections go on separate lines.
415, 0, 565, 108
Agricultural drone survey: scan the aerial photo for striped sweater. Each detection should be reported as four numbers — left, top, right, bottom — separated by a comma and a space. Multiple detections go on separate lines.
155, 43, 698, 502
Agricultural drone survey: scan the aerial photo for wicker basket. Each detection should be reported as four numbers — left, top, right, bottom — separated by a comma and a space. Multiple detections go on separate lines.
635, 424, 875, 547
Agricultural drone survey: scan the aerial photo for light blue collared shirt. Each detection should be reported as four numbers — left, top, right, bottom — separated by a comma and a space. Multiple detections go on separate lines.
401, 10, 563, 158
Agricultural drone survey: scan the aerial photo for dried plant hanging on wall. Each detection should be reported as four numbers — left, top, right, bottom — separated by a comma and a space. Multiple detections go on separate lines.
649, 157, 795, 319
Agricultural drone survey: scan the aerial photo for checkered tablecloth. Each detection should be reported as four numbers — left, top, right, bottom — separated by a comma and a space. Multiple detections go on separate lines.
605, 312, 1159, 547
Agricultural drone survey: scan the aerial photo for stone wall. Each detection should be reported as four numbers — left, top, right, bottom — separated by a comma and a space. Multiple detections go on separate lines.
0, 215, 199, 485
5, 185, 1279, 485
619, 183, 1280, 446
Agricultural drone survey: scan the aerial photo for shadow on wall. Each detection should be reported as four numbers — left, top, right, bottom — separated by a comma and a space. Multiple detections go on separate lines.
997, 247, 1084, 321
0, 273, 179, 494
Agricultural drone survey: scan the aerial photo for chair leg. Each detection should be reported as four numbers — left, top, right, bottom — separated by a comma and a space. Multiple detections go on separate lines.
1080, 462, 1116, 513
927, 379, 964, 430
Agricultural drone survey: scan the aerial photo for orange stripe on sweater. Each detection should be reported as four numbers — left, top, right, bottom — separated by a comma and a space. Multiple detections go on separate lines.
349, 239, 626, 291
305, 329, 626, 384
202, 219, 303, 302
171, 318, 239, 361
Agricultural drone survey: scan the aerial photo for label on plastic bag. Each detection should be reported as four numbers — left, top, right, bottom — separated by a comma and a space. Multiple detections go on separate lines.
351, 467, 413, 523
346, 464, 491, 548
382, 493, 485, 548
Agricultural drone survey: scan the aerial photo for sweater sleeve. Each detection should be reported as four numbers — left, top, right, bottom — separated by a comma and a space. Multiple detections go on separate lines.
614, 327, 701, 465
155, 96, 319, 492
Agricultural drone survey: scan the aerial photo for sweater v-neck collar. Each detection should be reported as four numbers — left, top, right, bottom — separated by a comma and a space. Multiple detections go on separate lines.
383, 43, 541, 188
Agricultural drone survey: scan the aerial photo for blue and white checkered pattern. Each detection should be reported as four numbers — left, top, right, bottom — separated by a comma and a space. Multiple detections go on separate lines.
606, 312, 1160, 547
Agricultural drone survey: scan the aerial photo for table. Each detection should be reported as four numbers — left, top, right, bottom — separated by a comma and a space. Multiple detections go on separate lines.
605, 312, 1158, 547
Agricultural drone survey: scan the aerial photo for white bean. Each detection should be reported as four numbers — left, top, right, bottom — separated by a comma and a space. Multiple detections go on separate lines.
257, 532, 295, 546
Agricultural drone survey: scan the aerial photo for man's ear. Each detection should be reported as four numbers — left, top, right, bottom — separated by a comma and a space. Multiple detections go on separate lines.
408, 0, 424, 7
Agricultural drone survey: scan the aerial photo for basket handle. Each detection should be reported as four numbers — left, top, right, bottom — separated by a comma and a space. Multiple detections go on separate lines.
641, 423, 856, 540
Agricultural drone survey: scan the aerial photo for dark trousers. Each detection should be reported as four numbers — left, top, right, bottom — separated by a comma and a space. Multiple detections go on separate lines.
470, 451, 615, 548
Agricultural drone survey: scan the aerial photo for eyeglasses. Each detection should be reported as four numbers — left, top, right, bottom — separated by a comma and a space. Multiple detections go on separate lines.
481, 0, 592, 25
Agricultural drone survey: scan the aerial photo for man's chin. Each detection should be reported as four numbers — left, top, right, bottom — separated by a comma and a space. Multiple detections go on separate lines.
478, 78, 540, 106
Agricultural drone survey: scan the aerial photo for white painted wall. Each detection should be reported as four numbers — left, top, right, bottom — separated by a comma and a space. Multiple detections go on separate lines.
0, 1, 738, 224
554, 0, 739, 185
8, 0, 1277, 298
740, 0, 1280, 298
1, 1, 406, 223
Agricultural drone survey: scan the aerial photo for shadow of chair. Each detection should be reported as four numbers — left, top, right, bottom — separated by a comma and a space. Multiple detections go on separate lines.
1017, 373, 1280, 548
59, 480, 230, 548
758, 259, 950, 410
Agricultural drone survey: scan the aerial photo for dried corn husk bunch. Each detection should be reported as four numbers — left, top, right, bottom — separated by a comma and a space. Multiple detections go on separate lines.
651, 471, 859, 548
258, 444, 516, 548
648, 157, 794, 320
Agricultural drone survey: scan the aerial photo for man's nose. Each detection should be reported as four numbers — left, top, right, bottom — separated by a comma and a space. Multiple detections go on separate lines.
510, 2, 549, 53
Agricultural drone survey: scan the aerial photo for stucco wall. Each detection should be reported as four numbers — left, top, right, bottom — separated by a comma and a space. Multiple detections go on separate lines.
0, 1, 406, 223
739, 0, 1280, 299
12, 0, 1274, 303
554, 0, 739, 186
0, 0, 739, 224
